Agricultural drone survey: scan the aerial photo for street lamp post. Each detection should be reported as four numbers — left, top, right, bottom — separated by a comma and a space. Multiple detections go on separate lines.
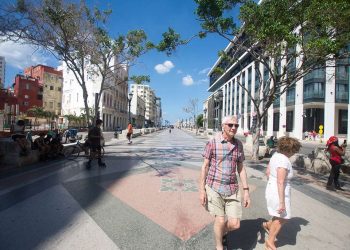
128, 92, 133, 124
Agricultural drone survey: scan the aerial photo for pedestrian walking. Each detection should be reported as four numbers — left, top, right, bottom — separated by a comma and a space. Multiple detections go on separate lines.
126, 123, 133, 144
263, 136, 301, 250
86, 119, 106, 169
199, 115, 251, 250
326, 136, 346, 191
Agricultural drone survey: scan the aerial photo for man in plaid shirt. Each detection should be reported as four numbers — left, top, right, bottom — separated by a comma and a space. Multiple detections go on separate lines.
199, 115, 251, 250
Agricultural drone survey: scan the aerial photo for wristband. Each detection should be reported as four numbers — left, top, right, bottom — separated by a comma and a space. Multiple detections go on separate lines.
243, 187, 249, 191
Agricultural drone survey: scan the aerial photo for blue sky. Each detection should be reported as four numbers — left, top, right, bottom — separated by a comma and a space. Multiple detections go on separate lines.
0, 0, 234, 124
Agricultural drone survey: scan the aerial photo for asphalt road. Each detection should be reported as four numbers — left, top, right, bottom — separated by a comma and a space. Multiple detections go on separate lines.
0, 128, 349, 249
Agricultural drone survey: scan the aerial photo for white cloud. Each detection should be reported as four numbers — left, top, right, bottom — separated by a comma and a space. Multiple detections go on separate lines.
182, 75, 194, 86
199, 67, 211, 75
0, 39, 51, 69
154, 60, 174, 74
198, 78, 209, 85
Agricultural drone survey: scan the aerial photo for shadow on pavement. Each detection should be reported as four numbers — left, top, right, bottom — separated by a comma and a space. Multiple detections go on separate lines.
227, 217, 308, 250
277, 217, 309, 247
228, 218, 265, 250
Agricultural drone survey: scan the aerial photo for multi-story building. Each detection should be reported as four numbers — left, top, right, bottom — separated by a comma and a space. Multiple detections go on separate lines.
130, 84, 159, 127
0, 88, 18, 128
155, 97, 162, 127
129, 94, 146, 128
60, 58, 129, 130
102, 64, 129, 130
206, 44, 349, 141
0, 56, 5, 88
13, 74, 43, 113
24, 65, 63, 115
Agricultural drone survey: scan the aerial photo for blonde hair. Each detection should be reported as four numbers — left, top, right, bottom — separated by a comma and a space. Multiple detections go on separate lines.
277, 136, 301, 155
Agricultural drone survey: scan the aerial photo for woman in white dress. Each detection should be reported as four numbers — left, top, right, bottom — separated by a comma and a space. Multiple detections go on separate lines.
263, 136, 301, 250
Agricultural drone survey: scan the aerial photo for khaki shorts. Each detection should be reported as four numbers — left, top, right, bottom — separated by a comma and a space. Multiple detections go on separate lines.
205, 184, 242, 218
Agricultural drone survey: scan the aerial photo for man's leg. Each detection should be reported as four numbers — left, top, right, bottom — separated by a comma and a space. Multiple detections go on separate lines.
86, 147, 94, 169
214, 216, 226, 250
214, 217, 240, 250
97, 147, 106, 167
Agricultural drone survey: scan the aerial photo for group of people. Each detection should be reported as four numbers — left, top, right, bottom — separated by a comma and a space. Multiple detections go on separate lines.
304, 130, 318, 141
200, 115, 302, 250
32, 131, 64, 160
200, 115, 348, 249
10, 120, 66, 160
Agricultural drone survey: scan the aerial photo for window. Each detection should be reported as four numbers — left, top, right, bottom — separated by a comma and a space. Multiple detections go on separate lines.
24, 102, 29, 106
273, 113, 280, 131
57, 87, 61, 92
336, 83, 349, 103
25, 83, 30, 90
303, 82, 325, 101
49, 102, 54, 108
286, 88, 295, 106
286, 110, 294, 132
338, 110, 347, 134
57, 102, 61, 108
50, 86, 54, 90
24, 95, 29, 99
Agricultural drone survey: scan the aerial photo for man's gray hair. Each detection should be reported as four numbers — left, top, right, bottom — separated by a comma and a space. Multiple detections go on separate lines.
221, 115, 238, 125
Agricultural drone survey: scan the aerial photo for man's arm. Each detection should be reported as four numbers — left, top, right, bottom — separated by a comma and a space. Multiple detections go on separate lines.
199, 158, 210, 207
237, 162, 251, 208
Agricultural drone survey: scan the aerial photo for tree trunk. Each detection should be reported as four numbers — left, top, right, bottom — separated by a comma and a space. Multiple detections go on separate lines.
82, 86, 90, 127
251, 120, 262, 161
252, 131, 260, 160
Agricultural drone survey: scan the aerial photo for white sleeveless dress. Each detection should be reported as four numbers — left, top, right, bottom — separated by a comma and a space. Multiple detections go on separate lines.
265, 152, 293, 219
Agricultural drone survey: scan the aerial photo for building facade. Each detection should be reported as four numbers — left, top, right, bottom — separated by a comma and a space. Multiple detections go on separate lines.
207, 47, 349, 141
0, 88, 18, 128
130, 84, 160, 127
129, 94, 146, 128
13, 74, 43, 113
24, 65, 63, 115
60, 59, 129, 130
0, 56, 5, 89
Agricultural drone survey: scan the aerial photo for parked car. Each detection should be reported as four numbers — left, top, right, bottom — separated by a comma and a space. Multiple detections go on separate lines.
68, 129, 78, 142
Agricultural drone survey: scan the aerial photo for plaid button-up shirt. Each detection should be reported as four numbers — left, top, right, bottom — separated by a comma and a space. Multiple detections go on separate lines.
202, 133, 245, 195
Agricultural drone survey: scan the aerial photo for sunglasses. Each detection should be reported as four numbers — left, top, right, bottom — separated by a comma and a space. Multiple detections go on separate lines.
225, 123, 239, 128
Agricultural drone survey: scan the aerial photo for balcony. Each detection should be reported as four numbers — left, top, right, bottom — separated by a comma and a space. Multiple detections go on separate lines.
303, 82, 325, 103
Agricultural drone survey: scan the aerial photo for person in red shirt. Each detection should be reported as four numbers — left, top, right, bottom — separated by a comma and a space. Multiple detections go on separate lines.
326, 136, 346, 190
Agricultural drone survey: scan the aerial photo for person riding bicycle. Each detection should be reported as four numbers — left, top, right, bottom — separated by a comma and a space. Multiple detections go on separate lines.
86, 119, 106, 169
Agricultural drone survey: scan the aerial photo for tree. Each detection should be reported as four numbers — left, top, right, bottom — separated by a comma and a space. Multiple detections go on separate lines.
183, 98, 199, 134
26, 106, 46, 129
160, 0, 350, 160
88, 23, 154, 122
129, 75, 151, 85
1, 0, 158, 125
196, 114, 204, 128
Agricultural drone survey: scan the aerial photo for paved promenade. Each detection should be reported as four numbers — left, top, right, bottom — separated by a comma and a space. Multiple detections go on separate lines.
0, 129, 349, 249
